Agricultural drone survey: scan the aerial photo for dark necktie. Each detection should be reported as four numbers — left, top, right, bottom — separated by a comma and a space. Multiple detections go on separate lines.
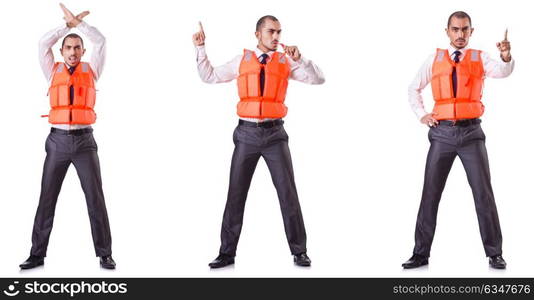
259, 53, 268, 96
451, 50, 461, 97
69, 66, 75, 104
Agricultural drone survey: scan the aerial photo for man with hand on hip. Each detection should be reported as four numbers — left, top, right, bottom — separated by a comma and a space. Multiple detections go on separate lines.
193, 15, 324, 268
403, 11, 513, 269
20, 4, 115, 270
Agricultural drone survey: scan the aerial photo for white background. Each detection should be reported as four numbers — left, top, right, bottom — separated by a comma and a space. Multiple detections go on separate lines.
0, 0, 532, 277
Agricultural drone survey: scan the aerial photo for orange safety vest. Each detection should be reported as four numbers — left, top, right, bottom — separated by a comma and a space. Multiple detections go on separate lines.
46, 62, 97, 125
237, 49, 290, 119
431, 48, 485, 120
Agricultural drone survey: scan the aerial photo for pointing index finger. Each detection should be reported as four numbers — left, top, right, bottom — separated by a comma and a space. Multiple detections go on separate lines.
504, 28, 508, 41
59, 3, 67, 14
59, 3, 70, 15
199, 21, 204, 33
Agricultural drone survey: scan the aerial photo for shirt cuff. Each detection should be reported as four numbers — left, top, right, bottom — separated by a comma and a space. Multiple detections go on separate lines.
56, 23, 70, 35
292, 55, 308, 66
415, 108, 428, 121
76, 21, 89, 31
196, 45, 207, 57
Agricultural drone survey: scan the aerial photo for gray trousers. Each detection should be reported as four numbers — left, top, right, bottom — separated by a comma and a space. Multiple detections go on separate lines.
219, 122, 307, 256
30, 129, 112, 257
413, 122, 502, 257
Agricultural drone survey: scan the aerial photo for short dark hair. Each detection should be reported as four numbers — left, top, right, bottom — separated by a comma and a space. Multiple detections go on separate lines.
447, 11, 472, 27
256, 15, 279, 32
61, 33, 84, 48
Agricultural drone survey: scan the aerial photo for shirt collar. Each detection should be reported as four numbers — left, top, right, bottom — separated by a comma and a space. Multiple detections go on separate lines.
447, 45, 468, 58
254, 47, 275, 59
60, 62, 78, 71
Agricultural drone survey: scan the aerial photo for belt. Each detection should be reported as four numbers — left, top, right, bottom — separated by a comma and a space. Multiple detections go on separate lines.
51, 127, 93, 135
238, 119, 284, 128
439, 118, 481, 127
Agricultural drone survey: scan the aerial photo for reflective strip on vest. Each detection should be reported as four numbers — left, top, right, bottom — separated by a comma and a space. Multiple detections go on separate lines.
57, 63, 64, 73
279, 55, 286, 64
436, 50, 445, 62
471, 50, 479, 61
244, 51, 252, 62
82, 63, 89, 72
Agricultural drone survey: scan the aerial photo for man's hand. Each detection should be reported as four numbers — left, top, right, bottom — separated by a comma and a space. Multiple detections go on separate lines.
192, 21, 205, 46
420, 113, 439, 127
496, 29, 512, 62
281, 43, 301, 61
60, 3, 89, 28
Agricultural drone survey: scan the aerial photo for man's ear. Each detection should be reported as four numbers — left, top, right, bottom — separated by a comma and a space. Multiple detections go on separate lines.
470, 28, 475, 36
255, 31, 261, 40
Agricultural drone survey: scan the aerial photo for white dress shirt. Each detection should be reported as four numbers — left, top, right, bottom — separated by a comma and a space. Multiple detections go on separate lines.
408, 45, 514, 120
39, 21, 106, 130
196, 45, 325, 122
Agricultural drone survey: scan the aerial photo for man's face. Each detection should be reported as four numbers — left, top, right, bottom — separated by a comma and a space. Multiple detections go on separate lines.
60, 37, 85, 67
446, 17, 473, 49
255, 19, 282, 52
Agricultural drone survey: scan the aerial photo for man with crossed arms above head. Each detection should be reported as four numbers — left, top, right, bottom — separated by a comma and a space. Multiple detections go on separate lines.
403, 11, 513, 269
192, 15, 325, 268
20, 4, 115, 270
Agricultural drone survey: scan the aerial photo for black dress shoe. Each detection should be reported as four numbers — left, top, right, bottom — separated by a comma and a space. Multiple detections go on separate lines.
208, 254, 235, 269
293, 253, 311, 267
402, 254, 428, 269
20, 255, 44, 270
489, 255, 506, 269
100, 256, 116, 269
